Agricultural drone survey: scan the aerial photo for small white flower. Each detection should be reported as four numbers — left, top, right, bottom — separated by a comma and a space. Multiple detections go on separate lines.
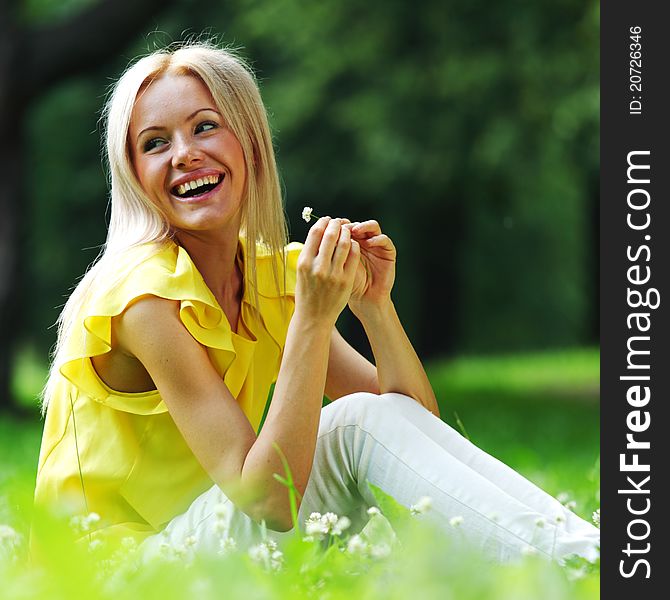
302, 207, 314, 222
565, 566, 587, 581
213, 520, 228, 534
322, 512, 339, 528
0, 525, 23, 561
370, 543, 392, 559
367, 506, 381, 517
0, 524, 21, 544
218, 536, 237, 555
534, 518, 546, 528
557, 492, 570, 504
305, 511, 350, 539
305, 512, 328, 540
410, 496, 433, 516
88, 539, 104, 553
555, 514, 565, 524
249, 540, 283, 571
449, 516, 464, 527
332, 516, 351, 536
592, 508, 600, 528
69, 512, 102, 535
213, 503, 230, 520
565, 500, 577, 511
121, 536, 138, 551
346, 534, 368, 555
184, 535, 197, 548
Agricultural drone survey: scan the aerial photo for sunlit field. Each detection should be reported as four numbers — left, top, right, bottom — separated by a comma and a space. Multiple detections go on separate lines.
1, 348, 599, 599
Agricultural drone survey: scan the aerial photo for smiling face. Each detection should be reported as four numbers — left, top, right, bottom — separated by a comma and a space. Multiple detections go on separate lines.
128, 73, 247, 237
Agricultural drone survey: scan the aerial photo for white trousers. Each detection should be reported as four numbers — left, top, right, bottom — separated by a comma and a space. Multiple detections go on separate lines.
141, 392, 600, 563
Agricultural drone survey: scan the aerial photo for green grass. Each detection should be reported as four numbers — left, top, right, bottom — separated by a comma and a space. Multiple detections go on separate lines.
1, 347, 600, 598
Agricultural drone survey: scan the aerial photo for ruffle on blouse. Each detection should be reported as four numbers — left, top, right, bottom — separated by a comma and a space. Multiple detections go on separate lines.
56, 238, 302, 416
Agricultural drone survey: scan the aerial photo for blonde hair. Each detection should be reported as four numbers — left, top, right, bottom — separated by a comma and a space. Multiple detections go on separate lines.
42, 41, 288, 410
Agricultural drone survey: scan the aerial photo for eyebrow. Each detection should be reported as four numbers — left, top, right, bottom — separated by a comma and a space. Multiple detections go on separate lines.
137, 107, 221, 139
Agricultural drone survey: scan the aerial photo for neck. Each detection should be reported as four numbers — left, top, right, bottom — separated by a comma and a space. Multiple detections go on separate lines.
174, 227, 243, 309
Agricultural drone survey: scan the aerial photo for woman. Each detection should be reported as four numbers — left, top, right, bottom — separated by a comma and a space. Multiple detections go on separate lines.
34, 41, 599, 563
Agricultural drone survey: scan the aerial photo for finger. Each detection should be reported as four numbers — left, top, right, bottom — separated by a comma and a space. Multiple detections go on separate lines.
315, 218, 343, 264
331, 225, 352, 272
360, 233, 394, 250
343, 239, 360, 279
302, 216, 331, 257
342, 221, 360, 231
351, 220, 381, 239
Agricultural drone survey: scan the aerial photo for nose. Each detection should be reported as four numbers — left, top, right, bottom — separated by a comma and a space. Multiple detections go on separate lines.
171, 134, 202, 169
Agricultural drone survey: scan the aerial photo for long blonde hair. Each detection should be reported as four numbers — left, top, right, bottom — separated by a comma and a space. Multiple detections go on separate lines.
42, 41, 288, 410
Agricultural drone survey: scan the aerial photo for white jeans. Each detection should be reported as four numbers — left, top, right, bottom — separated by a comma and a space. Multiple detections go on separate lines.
141, 392, 600, 563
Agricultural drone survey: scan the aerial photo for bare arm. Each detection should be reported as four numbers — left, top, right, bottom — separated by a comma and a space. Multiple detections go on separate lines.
115, 217, 359, 531
345, 220, 440, 417
353, 300, 439, 416
324, 327, 379, 400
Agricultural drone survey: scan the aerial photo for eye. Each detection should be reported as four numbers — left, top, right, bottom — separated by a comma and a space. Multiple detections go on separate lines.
195, 121, 218, 134
143, 137, 167, 152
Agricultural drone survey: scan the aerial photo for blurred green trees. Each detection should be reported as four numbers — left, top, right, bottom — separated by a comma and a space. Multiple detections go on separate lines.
16, 0, 598, 405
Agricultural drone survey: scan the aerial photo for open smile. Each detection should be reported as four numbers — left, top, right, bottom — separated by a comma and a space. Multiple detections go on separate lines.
170, 174, 224, 199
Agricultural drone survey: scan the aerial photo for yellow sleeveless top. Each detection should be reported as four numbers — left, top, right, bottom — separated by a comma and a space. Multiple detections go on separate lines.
34, 238, 302, 544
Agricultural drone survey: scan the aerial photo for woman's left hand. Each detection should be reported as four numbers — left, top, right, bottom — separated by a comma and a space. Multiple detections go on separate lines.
344, 219, 396, 314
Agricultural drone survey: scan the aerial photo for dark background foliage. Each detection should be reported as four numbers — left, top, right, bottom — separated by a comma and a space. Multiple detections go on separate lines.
3, 0, 598, 409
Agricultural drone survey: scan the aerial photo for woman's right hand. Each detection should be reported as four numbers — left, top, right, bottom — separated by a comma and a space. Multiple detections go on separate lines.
294, 217, 360, 328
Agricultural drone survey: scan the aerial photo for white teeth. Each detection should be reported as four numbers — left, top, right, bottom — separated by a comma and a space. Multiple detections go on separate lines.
174, 175, 220, 197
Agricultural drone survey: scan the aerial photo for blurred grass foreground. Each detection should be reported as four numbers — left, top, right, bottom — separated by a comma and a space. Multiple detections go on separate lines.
1, 347, 599, 599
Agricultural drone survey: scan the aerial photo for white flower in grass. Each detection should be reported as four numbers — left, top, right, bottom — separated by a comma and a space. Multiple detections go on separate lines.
213, 503, 230, 520
69, 512, 101, 536
555, 514, 565, 524
565, 500, 577, 511
249, 539, 283, 572
121, 536, 138, 552
302, 207, 314, 222
410, 496, 433, 516
346, 534, 368, 555
367, 506, 381, 517
370, 543, 392, 559
213, 520, 228, 535
0, 524, 22, 561
449, 515, 464, 527
249, 543, 270, 563
565, 566, 587, 581
332, 515, 351, 536
218, 536, 237, 556
557, 492, 570, 504
534, 518, 546, 529
304, 511, 351, 540
88, 539, 104, 553
305, 512, 329, 540
592, 508, 600, 528
184, 535, 197, 549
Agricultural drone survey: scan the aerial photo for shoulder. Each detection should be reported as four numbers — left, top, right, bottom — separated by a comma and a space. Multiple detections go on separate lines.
114, 294, 199, 360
